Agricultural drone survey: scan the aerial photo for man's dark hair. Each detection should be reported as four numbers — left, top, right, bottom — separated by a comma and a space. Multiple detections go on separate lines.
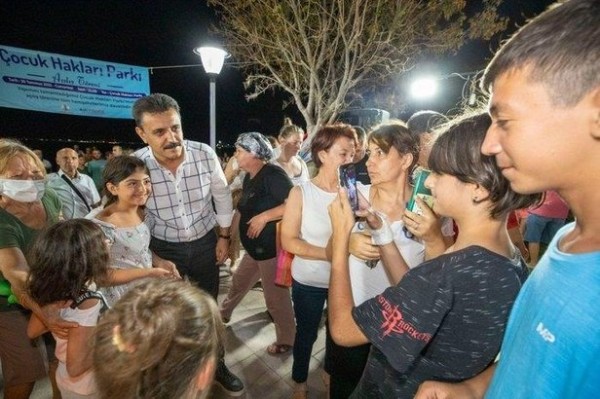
407, 111, 448, 137
482, 0, 600, 106
132, 93, 181, 126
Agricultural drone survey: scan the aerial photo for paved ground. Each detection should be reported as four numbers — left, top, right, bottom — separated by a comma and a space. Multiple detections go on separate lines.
1, 260, 329, 399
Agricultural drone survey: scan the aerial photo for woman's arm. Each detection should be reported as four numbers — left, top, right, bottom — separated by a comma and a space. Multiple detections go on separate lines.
246, 203, 286, 239
281, 186, 328, 260
0, 247, 78, 338
358, 209, 411, 284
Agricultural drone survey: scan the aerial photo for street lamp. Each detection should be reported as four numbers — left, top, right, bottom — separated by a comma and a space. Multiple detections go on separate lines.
193, 46, 228, 150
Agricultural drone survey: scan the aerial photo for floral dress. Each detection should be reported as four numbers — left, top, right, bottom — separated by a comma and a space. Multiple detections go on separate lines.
88, 210, 153, 307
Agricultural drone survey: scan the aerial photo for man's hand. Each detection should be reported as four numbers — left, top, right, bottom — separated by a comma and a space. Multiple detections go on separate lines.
216, 237, 229, 264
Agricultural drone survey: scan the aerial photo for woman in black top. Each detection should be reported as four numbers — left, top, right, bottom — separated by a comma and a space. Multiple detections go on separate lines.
220, 132, 296, 355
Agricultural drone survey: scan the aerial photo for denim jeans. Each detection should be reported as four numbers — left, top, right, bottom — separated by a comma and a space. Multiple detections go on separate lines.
291, 279, 328, 383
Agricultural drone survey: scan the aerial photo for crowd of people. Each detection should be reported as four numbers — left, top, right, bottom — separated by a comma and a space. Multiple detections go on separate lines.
0, 0, 598, 398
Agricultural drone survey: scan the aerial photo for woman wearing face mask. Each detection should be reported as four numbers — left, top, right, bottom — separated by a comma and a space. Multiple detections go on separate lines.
0, 139, 77, 399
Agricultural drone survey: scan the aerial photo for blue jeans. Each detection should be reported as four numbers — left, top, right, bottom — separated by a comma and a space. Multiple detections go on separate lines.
524, 214, 566, 245
292, 279, 328, 383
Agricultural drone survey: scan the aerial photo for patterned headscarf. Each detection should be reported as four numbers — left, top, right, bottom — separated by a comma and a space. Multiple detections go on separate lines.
235, 132, 273, 161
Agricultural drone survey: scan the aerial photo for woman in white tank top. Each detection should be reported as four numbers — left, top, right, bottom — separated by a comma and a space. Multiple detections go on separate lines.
280, 124, 357, 398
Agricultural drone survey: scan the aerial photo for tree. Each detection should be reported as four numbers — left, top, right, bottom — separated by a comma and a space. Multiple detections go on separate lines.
208, 0, 507, 135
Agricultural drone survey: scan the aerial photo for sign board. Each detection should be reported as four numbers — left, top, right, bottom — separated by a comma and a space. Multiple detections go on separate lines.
0, 45, 149, 119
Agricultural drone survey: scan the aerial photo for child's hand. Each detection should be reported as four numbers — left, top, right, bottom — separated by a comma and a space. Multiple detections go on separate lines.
149, 268, 174, 279
328, 188, 355, 236
154, 259, 181, 279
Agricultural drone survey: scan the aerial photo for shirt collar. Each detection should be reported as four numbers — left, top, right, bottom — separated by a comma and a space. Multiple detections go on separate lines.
58, 169, 79, 179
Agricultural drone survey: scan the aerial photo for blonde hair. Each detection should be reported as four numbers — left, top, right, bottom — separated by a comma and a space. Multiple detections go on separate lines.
93, 279, 224, 399
279, 117, 304, 140
0, 139, 46, 177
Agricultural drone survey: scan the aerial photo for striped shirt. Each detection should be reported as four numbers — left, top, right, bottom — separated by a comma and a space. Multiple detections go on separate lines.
134, 140, 233, 242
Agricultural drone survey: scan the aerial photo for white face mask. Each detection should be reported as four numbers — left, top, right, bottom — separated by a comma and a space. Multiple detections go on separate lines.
0, 179, 46, 203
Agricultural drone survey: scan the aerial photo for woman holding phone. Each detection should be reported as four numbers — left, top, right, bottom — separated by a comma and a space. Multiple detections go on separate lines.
327, 112, 540, 398
280, 123, 356, 399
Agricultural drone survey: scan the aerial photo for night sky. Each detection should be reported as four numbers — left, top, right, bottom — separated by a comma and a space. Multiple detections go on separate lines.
1, 0, 555, 156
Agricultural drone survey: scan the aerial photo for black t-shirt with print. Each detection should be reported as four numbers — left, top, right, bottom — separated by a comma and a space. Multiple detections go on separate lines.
238, 163, 293, 260
350, 246, 528, 398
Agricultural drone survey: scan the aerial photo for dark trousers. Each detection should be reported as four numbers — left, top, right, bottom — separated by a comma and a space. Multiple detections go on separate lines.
150, 232, 219, 299
326, 321, 371, 399
291, 279, 328, 383
151, 232, 226, 361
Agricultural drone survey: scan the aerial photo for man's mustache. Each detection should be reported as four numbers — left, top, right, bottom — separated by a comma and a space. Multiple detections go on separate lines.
163, 142, 182, 150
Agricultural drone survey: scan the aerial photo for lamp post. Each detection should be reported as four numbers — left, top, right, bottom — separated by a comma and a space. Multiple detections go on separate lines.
194, 46, 228, 150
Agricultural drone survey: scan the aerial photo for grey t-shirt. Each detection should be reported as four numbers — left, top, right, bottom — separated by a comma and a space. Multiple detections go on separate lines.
351, 246, 528, 398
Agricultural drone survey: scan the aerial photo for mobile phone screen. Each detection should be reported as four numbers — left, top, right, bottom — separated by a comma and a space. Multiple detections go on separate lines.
407, 169, 434, 215
339, 164, 359, 211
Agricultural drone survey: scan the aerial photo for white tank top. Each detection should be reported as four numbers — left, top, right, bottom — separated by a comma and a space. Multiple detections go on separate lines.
348, 184, 426, 305
291, 181, 337, 288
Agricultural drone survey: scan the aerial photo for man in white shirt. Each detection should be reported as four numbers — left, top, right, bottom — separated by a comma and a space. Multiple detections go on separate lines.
47, 148, 101, 219
132, 93, 244, 396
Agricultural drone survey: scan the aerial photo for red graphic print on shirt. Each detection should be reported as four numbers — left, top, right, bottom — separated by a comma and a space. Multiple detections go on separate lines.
377, 295, 432, 342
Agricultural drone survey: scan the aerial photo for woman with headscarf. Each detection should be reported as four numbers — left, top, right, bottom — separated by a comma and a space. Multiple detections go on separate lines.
219, 132, 296, 355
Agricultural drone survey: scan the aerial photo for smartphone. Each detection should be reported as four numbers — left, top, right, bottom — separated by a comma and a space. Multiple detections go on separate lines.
406, 169, 434, 215
339, 164, 359, 211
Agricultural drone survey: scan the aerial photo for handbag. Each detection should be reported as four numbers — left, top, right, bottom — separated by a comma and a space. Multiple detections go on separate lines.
274, 221, 294, 287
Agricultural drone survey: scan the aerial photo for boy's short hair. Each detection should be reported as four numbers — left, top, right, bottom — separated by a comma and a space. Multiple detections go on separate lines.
482, 0, 600, 106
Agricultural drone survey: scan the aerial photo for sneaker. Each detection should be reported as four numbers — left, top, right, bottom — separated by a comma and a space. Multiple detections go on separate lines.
215, 360, 244, 396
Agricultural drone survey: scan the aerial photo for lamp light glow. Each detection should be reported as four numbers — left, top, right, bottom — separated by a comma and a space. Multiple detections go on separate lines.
194, 46, 228, 74
410, 77, 438, 100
